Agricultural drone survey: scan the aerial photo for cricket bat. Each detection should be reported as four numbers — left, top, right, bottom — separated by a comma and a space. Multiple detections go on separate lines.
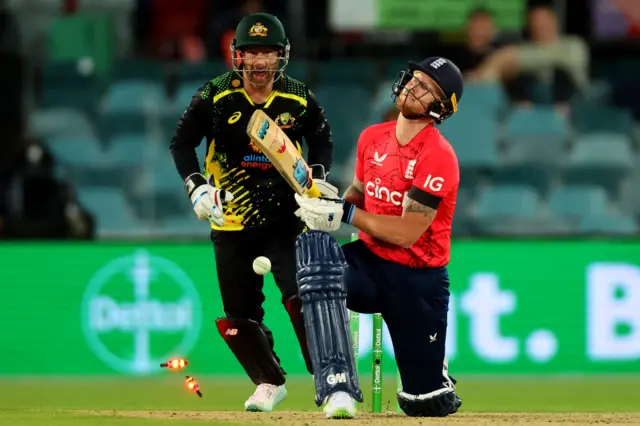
247, 109, 322, 198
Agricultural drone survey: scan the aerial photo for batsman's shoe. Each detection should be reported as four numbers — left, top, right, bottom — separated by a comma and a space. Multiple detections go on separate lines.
323, 391, 357, 419
244, 384, 287, 412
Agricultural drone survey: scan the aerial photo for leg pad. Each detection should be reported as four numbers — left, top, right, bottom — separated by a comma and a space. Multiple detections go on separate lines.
216, 317, 286, 386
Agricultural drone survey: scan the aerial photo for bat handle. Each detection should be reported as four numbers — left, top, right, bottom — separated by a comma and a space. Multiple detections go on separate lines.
306, 183, 322, 198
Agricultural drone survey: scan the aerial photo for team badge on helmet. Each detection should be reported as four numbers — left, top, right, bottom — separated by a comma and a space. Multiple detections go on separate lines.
249, 23, 268, 37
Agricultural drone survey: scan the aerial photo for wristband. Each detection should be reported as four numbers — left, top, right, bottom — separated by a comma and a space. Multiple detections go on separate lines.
342, 201, 355, 225
185, 173, 207, 197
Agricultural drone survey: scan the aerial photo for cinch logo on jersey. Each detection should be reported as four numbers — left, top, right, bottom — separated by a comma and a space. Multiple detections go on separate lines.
366, 178, 406, 206
243, 153, 272, 170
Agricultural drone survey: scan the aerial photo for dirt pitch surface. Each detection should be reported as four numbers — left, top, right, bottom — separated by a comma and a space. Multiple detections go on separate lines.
79, 410, 640, 425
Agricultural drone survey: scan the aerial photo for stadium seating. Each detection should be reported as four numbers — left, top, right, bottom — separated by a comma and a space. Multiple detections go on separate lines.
30, 53, 639, 236
46, 136, 105, 168
459, 82, 508, 118
29, 108, 97, 139
475, 185, 541, 220
76, 187, 144, 235
580, 213, 639, 235
99, 80, 165, 138
563, 132, 634, 194
547, 186, 609, 219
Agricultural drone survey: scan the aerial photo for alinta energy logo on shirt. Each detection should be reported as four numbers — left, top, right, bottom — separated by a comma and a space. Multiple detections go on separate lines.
244, 140, 273, 170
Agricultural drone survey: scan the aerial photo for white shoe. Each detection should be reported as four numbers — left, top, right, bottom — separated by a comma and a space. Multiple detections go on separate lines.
323, 391, 357, 419
244, 384, 287, 412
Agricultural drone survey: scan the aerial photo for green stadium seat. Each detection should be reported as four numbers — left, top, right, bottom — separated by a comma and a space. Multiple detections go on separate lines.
29, 108, 97, 139
149, 154, 184, 194
313, 85, 370, 162
172, 80, 204, 112
461, 83, 508, 117
476, 217, 576, 236
99, 80, 165, 138
46, 136, 104, 167
494, 143, 565, 194
111, 58, 166, 83
451, 188, 475, 236
440, 109, 500, 189
547, 185, 609, 219
475, 185, 541, 219
40, 61, 100, 110
76, 187, 145, 235
172, 60, 229, 83
620, 173, 640, 217
107, 134, 160, 166
161, 215, 212, 236
563, 133, 634, 194
571, 104, 634, 136
580, 214, 639, 235
505, 107, 569, 142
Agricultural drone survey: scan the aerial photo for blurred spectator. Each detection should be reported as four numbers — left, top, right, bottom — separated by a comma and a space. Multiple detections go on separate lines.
0, 0, 23, 142
447, 8, 503, 79
0, 139, 95, 240
205, 0, 264, 64
134, 0, 208, 61
472, 5, 589, 112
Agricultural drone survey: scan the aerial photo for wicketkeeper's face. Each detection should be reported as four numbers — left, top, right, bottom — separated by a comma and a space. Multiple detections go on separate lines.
241, 47, 281, 87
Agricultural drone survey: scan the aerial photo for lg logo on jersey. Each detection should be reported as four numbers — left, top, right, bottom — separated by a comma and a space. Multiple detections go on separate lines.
366, 178, 406, 206
423, 174, 444, 192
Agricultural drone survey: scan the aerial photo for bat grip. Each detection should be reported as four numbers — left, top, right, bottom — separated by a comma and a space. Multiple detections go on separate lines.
306, 183, 322, 198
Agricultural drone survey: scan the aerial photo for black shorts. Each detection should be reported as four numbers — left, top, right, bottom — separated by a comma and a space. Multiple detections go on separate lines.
211, 220, 305, 321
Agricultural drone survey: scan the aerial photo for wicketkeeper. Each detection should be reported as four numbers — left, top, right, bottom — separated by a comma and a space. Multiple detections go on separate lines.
169, 12, 336, 412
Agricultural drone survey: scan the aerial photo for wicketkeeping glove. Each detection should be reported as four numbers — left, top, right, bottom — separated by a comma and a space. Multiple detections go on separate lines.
185, 173, 234, 227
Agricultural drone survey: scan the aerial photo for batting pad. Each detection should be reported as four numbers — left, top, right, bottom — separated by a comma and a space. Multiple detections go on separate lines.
295, 231, 363, 406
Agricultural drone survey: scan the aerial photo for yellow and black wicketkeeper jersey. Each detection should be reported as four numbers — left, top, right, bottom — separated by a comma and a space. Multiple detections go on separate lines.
170, 71, 333, 231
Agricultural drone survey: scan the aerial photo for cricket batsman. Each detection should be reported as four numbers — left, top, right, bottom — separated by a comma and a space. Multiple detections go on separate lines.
293, 57, 464, 418
169, 12, 336, 412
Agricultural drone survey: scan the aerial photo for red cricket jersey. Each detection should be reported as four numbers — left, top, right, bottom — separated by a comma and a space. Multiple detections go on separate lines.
355, 121, 459, 268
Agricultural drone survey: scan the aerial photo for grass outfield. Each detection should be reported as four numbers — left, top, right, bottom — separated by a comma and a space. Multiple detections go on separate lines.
1, 376, 639, 425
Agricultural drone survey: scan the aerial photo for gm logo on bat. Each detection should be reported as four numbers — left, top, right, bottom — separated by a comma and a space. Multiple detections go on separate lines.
292, 159, 312, 189
258, 119, 270, 139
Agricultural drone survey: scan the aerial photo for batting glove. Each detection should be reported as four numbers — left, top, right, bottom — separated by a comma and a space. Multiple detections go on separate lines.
185, 173, 234, 227
294, 193, 343, 232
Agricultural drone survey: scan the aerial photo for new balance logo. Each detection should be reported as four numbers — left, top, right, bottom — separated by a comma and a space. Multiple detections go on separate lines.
405, 159, 416, 179
326, 373, 347, 385
225, 328, 238, 336
371, 151, 387, 166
